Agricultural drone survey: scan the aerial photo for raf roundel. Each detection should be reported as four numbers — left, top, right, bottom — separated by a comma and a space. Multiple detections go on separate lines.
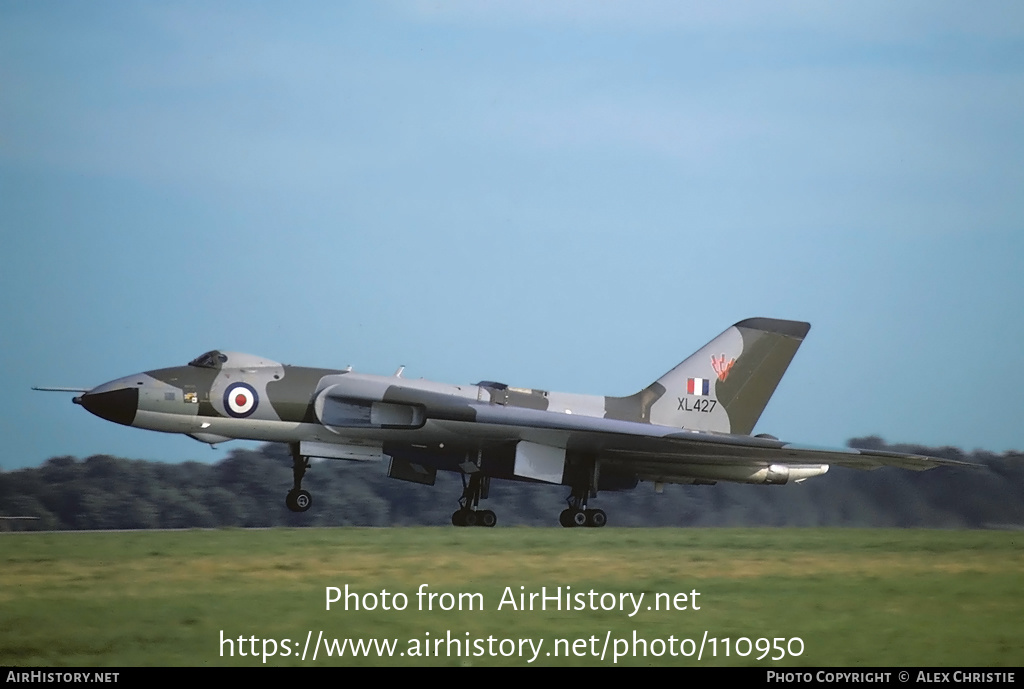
224, 383, 259, 418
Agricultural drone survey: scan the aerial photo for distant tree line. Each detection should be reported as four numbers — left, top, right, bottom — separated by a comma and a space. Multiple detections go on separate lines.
1, 438, 1021, 530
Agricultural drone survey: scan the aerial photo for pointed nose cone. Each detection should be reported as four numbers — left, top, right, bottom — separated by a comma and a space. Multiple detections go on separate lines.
78, 387, 139, 426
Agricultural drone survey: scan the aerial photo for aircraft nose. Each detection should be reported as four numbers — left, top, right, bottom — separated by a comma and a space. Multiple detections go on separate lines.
77, 387, 139, 426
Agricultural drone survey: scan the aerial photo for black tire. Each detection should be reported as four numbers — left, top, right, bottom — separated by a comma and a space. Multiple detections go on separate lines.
480, 510, 497, 528
587, 509, 607, 528
559, 509, 575, 528
452, 510, 465, 527
462, 510, 478, 527
571, 509, 588, 527
286, 489, 312, 513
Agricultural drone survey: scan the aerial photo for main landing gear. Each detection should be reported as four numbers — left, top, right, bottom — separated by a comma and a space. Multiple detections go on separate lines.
286, 443, 313, 513
559, 506, 607, 528
559, 463, 607, 528
451, 473, 496, 527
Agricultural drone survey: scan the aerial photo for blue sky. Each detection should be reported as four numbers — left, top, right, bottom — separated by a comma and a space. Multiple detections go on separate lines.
2, 1, 1022, 470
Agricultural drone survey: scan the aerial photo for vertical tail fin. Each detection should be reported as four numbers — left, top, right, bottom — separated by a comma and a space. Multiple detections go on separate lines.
609, 318, 810, 434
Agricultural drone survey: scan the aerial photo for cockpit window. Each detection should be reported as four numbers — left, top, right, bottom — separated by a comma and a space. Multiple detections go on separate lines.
188, 351, 228, 368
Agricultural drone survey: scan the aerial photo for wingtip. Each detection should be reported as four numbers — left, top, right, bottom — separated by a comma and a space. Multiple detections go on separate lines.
856, 448, 983, 470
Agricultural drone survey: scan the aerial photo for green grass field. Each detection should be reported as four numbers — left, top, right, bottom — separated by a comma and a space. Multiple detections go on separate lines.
1, 528, 1021, 666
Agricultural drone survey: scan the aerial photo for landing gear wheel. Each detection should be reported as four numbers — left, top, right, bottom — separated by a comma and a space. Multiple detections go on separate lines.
560, 457, 605, 529
286, 489, 312, 513
452, 472, 498, 528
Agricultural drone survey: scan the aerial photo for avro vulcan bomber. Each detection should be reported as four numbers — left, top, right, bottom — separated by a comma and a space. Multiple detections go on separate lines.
36, 318, 963, 527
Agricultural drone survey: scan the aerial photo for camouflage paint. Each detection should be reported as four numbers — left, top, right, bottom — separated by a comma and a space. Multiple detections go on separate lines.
66, 320, 964, 505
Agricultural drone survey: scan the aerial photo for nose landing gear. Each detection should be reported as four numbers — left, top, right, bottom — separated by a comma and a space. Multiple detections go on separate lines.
286, 488, 312, 512
285, 443, 313, 513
